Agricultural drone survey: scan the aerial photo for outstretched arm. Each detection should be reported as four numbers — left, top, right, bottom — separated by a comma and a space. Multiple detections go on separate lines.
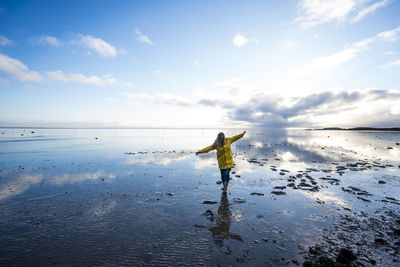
230, 131, 246, 143
195, 145, 214, 155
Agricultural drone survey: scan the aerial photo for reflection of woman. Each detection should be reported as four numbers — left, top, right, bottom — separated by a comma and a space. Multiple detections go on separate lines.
196, 131, 246, 193
209, 192, 242, 246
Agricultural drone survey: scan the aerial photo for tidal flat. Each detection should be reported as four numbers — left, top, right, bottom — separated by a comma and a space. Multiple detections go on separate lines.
0, 128, 399, 266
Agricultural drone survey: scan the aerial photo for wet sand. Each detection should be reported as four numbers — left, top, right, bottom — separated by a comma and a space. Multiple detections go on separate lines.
0, 128, 399, 266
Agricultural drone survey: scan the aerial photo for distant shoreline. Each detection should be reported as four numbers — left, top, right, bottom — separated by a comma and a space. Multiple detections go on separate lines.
310, 127, 400, 131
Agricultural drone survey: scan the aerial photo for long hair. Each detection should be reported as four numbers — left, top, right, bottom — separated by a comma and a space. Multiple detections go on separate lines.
212, 132, 225, 149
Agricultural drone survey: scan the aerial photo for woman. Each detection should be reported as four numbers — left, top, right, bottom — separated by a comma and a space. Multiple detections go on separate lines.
195, 131, 246, 193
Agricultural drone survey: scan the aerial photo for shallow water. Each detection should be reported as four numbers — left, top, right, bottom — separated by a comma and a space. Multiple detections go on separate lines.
0, 128, 399, 266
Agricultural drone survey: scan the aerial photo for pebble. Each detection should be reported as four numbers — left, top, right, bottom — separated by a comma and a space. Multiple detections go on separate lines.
271, 191, 286, 195
336, 248, 357, 264
274, 186, 286, 190
236, 257, 244, 262
233, 197, 246, 203
202, 200, 217, 204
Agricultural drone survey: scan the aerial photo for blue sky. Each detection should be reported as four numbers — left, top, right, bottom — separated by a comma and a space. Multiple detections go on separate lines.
1, 0, 400, 128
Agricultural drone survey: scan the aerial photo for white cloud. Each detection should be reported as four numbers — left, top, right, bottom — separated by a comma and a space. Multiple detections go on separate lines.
0, 54, 42, 82
0, 77, 11, 86
0, 35, 14, 46
296, 25, 400, 76
32, 35, 63, 47
383, 51, 398, 56
381, 59, 400, 68
123, 92, 192, 107
135, 28, 154, 45
233, 34, 258, 47
197, 81, 400, 128
124, 152, 190, 166
283, 40, 300, 49
296, 48, 359, 76
118, 48, 128, 55
0, 171, 116, 200
122, 80, 135, 87
353, 37, 374, 48
377, 26, 400, 41
105, 97, 118, 102
45, 71, 116, 87
352, 0, 389, 23
295, 0, 391, 28
50, 170, 115, 185
0, 174, 43, 200
70, 34, 117, 58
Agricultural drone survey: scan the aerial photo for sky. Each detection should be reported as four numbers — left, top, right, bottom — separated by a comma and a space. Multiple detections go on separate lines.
0, 0, 400, 128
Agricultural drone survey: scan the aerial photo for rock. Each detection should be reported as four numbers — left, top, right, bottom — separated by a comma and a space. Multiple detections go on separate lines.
274, 186, 286, 190
315, 256, 335, 267
298, 182, 312, 187
309, 247, 321, 255
202, 200, 217, 204
336, 248, 357, 264
233, 197, 246, 203
374, 238, 387, 245
250, 192, 264, 196
387, 147, 393, 149
236, 257, 244, 262
262, 238, 268, 242
221, 245, 231, 254
166, 192, 173, 196
271, 191, 286, 195
202, 210, 214, 221
392, 229, 400, 236
378, 180, 386, 184
357, 196, 371, 202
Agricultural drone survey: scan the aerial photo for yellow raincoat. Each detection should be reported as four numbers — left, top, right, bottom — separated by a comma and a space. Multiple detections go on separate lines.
198, 132, 245, 169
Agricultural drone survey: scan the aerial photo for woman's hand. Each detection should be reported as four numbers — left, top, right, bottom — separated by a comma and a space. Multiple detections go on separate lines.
195, 151, 200, 155
243, 130, 246, 134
